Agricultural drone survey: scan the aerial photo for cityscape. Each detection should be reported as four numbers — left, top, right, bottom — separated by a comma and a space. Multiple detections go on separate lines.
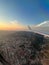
0, 0, 49, 65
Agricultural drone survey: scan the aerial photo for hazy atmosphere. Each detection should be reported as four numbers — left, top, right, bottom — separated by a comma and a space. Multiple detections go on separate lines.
0, 0, 49, 65
0, 0, 49, 32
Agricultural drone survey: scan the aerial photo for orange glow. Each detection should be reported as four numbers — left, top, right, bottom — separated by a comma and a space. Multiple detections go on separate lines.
0, 22, 27, 31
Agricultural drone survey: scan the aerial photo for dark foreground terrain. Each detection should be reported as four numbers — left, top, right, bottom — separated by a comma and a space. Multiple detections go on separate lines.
0, 31, 49, 65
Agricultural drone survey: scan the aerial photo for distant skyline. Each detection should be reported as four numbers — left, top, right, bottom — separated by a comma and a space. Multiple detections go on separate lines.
0, 0, 49, 30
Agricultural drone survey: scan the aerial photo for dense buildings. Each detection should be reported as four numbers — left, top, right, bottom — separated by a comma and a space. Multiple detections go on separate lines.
0, 31, 49, 65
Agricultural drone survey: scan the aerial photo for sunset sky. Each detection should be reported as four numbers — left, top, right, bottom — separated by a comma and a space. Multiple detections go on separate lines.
0, 0, 49, 30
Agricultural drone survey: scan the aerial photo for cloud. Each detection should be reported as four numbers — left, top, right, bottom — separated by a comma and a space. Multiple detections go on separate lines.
30, 21, 49, 34
9, 20, 19, 25
36, 21, 49, 27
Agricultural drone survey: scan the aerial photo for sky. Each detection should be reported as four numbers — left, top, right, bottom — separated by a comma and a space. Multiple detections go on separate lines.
0, 0, 49, 30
